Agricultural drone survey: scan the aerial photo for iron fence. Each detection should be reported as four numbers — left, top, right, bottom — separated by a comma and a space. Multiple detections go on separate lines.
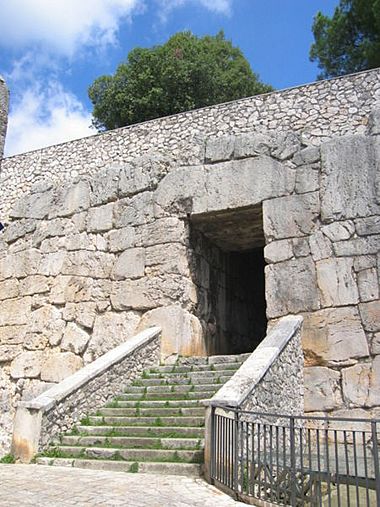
210, 406, 380, 506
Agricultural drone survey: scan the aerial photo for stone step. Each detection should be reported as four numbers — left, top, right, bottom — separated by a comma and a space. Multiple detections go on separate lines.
177, 353, 250, 366
145, 368, 238, 379
37, 457, 202, 477
142, 384, 220, 394
98, 407, 204, 417
148, 362, 241, 374
55, 445, 203, 463
61, 435, 203, 450
142, 391, 215, 401
111, 399, 201, 408
89, 415, 205, 427
76, 425, 204, 438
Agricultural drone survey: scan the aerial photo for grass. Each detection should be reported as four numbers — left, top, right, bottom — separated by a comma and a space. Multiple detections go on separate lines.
0, 454, 15, 464
80, 416, 91, 426
129, 462, 139, 473
106, 400, 119, 409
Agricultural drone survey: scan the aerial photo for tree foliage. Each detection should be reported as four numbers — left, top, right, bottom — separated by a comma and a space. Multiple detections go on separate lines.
310, 0, 380, 79
89, 31, 272, 131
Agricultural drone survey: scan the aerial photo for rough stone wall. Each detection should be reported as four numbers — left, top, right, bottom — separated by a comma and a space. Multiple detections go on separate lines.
1, 69, 380, 220
0, 75, 9, 166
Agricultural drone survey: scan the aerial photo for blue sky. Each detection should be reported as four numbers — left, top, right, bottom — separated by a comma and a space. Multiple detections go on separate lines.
0, 0, 339, 156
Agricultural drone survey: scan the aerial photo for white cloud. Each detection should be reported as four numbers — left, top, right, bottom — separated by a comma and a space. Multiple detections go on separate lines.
157, 0, 232, 21
5, 81, 93, 156
0, 0, 144, 57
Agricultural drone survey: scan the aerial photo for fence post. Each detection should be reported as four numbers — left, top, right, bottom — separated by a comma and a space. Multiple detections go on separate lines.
210, 405, 215, 483
371, 420, 380, 507
233, 409, 239, 491
290, 416, 297, 506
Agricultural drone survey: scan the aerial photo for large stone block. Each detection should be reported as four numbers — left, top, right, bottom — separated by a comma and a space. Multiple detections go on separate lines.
40, 352, 83, 382
266, 257, 319, 318
0, 249, 41, 280
62, 302, 97, 329
107, 226, 136, 252
38, 252, 66, 276
263, 192, 320, 240
205, 157, 295, 214
342, 358, 380, 407
50, 276, 94, 304
61, 322, 90, 355
316, 258, 359, 307
309, 231, 332, 261
0, 279, 19, 300
62, 251, 114, 279
135, 218, 188, 247
0, 326, 27, 345
334, 236, 380, 256
85, 311, 140, 361
10, 351, 43, 379
320, 135, 380, 221
90, 166, 120, 206
86, 203, 113, 232
29, 306, 65, 346
112, 248, 145, 280
304, 366, 343, 412
114, 192, 155, 228
145, 244, 190, 276
264, 239, 293, 263
137, 305, 205, 362
49, 180, 90, 218
10, 189, 54, 220
359, 301, 380, 332
205, 135, 235, 162
321, 221, 355, 242
357, 268, 379, 302
0, 297, 31, 326
19, 275, 49, 296
2, 219, 36, 244
234, 132, 274, 158
302, 307, 369, 365
355, 216, 380, 236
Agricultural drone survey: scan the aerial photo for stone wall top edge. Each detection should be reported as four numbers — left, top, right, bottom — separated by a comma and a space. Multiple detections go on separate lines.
3, 67, 380, 161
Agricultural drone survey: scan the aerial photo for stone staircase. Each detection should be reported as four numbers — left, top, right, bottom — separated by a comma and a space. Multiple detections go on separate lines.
37, 353, 249, 476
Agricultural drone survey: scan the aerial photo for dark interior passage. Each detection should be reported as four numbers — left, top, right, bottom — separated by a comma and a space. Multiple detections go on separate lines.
189, 205, 267, 356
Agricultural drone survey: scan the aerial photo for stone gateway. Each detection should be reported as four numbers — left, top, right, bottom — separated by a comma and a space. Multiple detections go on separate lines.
0, 68, 379, 456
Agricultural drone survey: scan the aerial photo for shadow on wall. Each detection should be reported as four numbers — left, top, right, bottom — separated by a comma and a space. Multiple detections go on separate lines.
188, 205, 267, 356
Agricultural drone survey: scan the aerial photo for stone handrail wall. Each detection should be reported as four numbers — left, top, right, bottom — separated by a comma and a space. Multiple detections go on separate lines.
1, 68, 380, 220
203, 316, 304, 480
206, 315, 304, 412
0, 75, 9, 167
11, 326, 161, 462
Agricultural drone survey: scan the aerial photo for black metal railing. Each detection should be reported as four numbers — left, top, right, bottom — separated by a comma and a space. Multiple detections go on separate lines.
210, 406, 380, 506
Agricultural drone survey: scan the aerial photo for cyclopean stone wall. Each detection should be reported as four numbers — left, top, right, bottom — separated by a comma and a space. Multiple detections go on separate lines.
0, 75, 9, 167
1, 70, 380, 456
1, 68, 380, 221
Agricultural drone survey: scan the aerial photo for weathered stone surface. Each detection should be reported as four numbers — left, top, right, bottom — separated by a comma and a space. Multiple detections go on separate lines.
302, 307, 369, 365
0, 326, 26, 345
136, 218, 188, 247
61, 323, 90, 355
234, 132, 273, 158
372, 333, 380, 355
321, 135, 380, 221
86, 203, 113, 233
293, 146, 320, 166
49, 180, 90, 218
292, 237, 310, 257
263, 192, 320, 240
85, 311, 140, 361
264, 239, 293, 263
29, 306, 65, 347
3, 220, 36, 244
23, 333, 48, 351
114, 193, 154, 228
271, 131, 301, 161
357, 268, 379, 302
353, 255, 376, 271
316, 258, 359, 307
321, 221, 355, 242
10, 190, 54, 220
19, 276, 49, 296
355, 216, 380, 236
359, 301, 380, 332
40, 352, 83, 383
62, 302, 97, 329
107, 226, 136, 252
38, 252, 66, 276
205, 157, 295, 214
10, 351, 43, 379
295, 165, 319, 193
205, 135, 235, 162
309, 232, 333, 261
342, 358, 380, 407
0, 297, 31, 326
145, 244, 190, 276
0, 279, 19, 300
137, 305, 205, 361
90, 166, 120, 206
0, 250, 41, 280
50, 276, 92, 305
265, 257, 319, 318
334, 236, 380, 256
118, 154, 172, 197
62, 251, 114, 279
112, 248, 145, 280
0, 345, 22, 362
304, 367, 343, 412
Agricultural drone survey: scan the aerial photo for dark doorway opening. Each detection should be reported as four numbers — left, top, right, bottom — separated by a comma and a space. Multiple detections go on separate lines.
189, 205, 267, 356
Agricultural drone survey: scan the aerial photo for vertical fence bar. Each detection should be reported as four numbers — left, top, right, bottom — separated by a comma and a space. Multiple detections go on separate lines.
210, 405, 215, 481
371, 421, 380, 507
290, 416, 297, 506
233, 410, 238, 491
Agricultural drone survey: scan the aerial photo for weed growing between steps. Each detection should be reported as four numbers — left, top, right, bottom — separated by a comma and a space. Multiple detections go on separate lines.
0, 454, 15, 464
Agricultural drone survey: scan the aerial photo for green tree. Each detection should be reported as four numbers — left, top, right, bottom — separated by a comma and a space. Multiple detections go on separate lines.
310, 0, 380, 79
89, 31, 272, 131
